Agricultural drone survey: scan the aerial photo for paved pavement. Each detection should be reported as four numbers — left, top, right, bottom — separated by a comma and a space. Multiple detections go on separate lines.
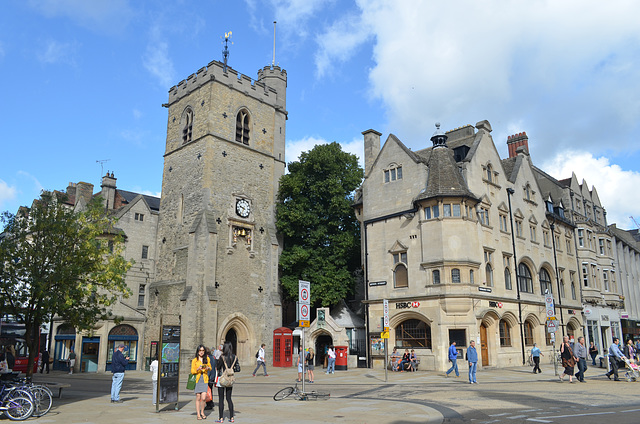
26, 363, 640, 424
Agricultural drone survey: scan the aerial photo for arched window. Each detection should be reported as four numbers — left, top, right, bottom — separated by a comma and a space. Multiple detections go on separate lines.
395, 319, 431, 349
539, 268, 552, 295
394, 263, 408, 288
235, 109, 250, 144
432, 270, 440, 284
518, 263, 533, 293
486, 164, 493, 182
182, 107, 193, 144
499, 320, 511, 346
505, 268, 512, 290
451, 268, 461, 283
470, 270, 475, 284
524, 321, 534, 346
485, 264, 493, 287
107, 324, 138, 371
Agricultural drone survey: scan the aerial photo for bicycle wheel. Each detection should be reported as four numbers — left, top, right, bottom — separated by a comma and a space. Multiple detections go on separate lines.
4, 396, 34, 421
30, 386, 53, 417
273, 387, 295, 401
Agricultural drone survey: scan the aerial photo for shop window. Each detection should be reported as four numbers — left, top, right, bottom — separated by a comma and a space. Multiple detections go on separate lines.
499, 320, 511, 346
395, 319, 431, 349
524, 321, 534, 346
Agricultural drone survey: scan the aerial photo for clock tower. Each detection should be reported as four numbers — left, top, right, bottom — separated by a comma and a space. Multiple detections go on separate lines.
147, 55, 287, 368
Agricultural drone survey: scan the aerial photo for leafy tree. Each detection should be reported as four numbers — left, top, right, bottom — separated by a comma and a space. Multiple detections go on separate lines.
277, 142, 363, 307
0, 191, 132, 376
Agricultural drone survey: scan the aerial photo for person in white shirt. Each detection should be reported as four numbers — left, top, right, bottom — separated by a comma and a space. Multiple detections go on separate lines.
326, 346, 336, 374
252, 343, 268, 377
150, 354, 158, 405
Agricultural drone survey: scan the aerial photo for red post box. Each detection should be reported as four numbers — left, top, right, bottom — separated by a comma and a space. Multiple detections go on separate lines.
335, 345, 348, 371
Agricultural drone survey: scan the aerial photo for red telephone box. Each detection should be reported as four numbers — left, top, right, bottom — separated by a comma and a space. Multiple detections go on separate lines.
272, 327, 293, 367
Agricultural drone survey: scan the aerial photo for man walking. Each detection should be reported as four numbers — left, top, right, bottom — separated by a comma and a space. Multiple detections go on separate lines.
68, 348, 76, 374
605, 337, 625, 381
530, 343, 544, 373
252, 343, 269, 377
111, 344, 129, 403
467, 340, 478, 384
40, 350, 50, 374
574, 336, 588, 382
445, 341, 459, 377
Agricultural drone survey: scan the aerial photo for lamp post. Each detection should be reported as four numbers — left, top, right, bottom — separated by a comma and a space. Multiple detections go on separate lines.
549, 220, 566, 337
507, 188, 526, 365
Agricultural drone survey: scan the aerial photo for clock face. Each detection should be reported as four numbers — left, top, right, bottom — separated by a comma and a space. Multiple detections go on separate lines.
236, 199, 251, 218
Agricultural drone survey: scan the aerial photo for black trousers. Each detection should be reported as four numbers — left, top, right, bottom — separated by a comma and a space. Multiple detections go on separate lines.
40, 361, 49, 373
607, 357, 620, 379
217, 386, 233, 420
532, 356, 541, 373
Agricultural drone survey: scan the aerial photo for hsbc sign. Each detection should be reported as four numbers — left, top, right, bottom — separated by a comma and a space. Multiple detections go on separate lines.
396, 301, 420, 309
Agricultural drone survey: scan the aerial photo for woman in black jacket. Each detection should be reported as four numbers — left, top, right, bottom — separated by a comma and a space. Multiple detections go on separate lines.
215, 341, 236, 423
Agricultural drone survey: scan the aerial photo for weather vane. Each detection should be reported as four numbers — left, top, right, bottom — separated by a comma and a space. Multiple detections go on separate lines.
222, 31, 233, 72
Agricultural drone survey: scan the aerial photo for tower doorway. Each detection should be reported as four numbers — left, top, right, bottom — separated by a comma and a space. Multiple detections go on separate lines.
225, 328, 238, 355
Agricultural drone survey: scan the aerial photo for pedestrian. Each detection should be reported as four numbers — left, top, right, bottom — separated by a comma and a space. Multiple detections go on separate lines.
410, 349, 418, 371
150, 353, 158, 405
530, 343, 544, 373
467, 340, 478, 384
605, 337, 625, 381
252, 343, 268, 377
205, 346, 217, 411
40, 350, 50, 374
445, 341, 459, 377
624, 339, 636, 363
559, 335, 577, 383
306, 348, 315, 383
4, 346, 15, 371
399, 349, 411, 372
326, 345, 336, 374
635, 339, 640, 363
588, 341, 598, 366
296, 347, 304, 382
574, 336, 588, 382
214, 344, 223, 360
215, 341, 237, 423
390, 347, 400, 371
68, 347, 76, 374
191, 344, 211, 420
110, 344, 129, 402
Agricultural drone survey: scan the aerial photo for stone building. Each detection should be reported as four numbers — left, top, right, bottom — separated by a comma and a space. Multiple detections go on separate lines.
355, 121, 583, 371
145, 58, 287, 369
50, 173, 159, 373
609, 225, 640, 342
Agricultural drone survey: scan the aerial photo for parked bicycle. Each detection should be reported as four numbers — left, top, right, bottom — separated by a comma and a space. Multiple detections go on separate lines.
0, 378, 34, 421
0, 372, 53, 419
273, 383, 330, 401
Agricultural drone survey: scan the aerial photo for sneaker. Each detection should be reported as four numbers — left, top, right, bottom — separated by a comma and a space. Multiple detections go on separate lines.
264, 374, 269, 377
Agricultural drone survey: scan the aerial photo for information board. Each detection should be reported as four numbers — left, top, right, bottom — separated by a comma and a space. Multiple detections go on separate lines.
159, 325, 181, 404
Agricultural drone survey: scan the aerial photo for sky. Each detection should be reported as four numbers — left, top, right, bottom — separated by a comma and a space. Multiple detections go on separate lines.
2, 0, 640, 231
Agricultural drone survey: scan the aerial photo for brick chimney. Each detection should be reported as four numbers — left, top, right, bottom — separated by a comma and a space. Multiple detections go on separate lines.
101, 172, 117, 210
74, 182, 94, 208
507, 132, 529, 158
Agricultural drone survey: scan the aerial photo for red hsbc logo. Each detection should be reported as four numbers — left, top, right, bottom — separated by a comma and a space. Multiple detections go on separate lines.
396, 302, 421, 309
412, 302, 420, 308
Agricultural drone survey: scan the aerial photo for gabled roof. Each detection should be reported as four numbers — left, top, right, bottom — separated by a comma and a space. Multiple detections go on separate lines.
330, 300, 365, 328
116, 189, 161, 212
414, 145, 477, 202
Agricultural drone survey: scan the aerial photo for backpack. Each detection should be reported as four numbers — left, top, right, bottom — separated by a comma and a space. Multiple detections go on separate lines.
218, 356, 237, 387
256, 350, 259, 358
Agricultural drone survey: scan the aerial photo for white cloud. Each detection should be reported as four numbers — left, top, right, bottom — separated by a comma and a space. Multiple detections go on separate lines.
0, 179, 17, 209
17, 171, 44, 194
285, 136, 364, 170
143, 24, 176, 88
37, 39, 78, 65
316, 1, 640, 157
29, 0, 133, 34
541, 152, 640, 230
140, 190, 162, 199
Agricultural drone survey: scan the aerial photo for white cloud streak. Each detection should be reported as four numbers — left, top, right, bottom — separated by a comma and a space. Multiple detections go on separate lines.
0, 179, 17, 209
29, 0, 133, 34
143, 24, 176, 88
37, 39, 78, 65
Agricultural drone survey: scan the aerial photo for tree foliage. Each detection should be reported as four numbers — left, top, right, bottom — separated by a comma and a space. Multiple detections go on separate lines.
0, 191, 132, 376
276, 142, 363, 307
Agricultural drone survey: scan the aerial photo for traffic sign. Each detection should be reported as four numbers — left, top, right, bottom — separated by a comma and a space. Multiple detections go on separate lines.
545, 294, 555, 318
383, 299, 389, 328
299, 280, 310, 305
547, 320, 557, 333
381, 331, 389, 339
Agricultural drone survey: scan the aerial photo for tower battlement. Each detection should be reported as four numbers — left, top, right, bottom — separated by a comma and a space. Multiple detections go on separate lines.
167, 60, 287, 109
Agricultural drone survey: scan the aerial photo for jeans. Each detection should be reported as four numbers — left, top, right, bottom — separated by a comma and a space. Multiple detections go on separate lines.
253, 361, 267, 376
468, 361, 477, 383
590, 352, 597, 366
446, 358, 459, 376
327, 357, 335, 373
152, 379, 157, 404
111, 372, 125, 401
575, 358, 587, 381
533, 356, 541, 373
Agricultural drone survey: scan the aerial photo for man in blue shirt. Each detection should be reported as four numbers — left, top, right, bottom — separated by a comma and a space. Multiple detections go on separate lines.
605, 337, 625, 381
530, 343, 544, 373
445, 341, 459, 377
467, 340, 478, 384
111, 344, 129, 403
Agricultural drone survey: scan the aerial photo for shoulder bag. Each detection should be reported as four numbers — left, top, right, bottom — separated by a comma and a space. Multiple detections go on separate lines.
186, 372, 197, 390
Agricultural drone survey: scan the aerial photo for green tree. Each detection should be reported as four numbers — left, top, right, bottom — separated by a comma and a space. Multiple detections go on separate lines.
0, 191, 132, 376
277, 142, 363, 307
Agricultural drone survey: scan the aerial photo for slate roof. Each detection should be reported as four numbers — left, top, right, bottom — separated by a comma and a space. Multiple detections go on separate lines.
414, 144, 477, 202
116, 189, 161, 211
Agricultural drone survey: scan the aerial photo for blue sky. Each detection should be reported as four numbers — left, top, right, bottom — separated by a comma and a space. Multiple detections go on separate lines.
2, 0, 640, 230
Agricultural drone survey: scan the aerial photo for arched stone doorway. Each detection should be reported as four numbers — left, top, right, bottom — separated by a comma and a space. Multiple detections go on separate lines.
315, 334, 333, 368
225, 328, 238, 356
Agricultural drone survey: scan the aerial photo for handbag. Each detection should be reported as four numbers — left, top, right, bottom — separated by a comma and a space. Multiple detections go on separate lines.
233, 360, 241, 373
186, 373, 197, 390
204, 385, 213, 403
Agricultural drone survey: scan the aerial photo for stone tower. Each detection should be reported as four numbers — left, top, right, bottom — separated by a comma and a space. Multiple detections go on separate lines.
147, 59, 287, 368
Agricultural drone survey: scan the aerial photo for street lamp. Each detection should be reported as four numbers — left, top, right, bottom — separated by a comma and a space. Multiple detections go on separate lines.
549, 220, 565, 337
506, 188, 526, 365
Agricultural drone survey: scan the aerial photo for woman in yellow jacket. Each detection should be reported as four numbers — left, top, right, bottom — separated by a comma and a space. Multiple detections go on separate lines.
191, 344, 211, 420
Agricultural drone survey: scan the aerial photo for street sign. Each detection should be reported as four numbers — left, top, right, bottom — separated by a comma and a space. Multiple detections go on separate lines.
383, 299, 389, 329
381, 331, 389, 339
299, 280, 311, 327
547, 320, 557, 333
545, 294, 555, 318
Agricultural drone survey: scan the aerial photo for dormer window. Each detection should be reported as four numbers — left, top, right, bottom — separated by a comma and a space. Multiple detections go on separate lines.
384, 164, 403, 183
546, 196, 554, 213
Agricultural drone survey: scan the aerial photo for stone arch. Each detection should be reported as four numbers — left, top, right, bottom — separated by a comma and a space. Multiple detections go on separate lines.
479, 309, 500, 327
523, 313, 542, 327
218, 312, 254, 361
566, 317, 582, 338
388, 310, 432, 328
500, 311, 519, 328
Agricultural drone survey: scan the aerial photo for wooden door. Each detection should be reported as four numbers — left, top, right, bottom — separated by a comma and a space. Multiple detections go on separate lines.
480, 324, 489, 366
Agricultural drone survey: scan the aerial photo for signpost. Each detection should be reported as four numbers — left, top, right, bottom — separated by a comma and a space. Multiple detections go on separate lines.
545, 294, 559, 376
299, 280, 310, 393
157, 316, 180, 412
383, 299, 389, 382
